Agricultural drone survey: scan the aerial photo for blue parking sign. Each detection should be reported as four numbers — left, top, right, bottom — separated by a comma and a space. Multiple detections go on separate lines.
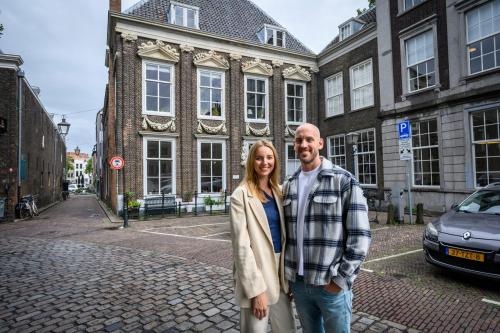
398, 120, 411, 139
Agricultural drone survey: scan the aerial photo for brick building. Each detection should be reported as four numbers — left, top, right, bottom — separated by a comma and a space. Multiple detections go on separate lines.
0, 53, 67, 221
66, 150, 90, 188
101, 0, 317, 212
377, 0, 500, 212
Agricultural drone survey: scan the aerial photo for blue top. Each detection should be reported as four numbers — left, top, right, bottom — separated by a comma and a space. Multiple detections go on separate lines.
262, 191, 282, 253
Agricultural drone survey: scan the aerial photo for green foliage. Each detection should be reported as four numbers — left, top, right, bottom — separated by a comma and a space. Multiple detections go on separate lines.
203, 196, 220, 206
85, 158, 93, 174
66, 156, 74, 171
357, 0, 375, 15
182, 191, 193, 202
128, 200, 141, 208
0, 24, 4, 38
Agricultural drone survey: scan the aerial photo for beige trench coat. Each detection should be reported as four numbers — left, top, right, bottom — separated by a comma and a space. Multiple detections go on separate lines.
230, 184, 288, 308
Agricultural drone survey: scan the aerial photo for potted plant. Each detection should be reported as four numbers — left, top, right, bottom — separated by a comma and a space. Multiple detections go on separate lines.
182, 191, 193, 202
125, 191, 141, 219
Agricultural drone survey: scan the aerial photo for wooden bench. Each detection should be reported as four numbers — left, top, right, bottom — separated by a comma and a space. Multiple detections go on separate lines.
143, 195, 177, 216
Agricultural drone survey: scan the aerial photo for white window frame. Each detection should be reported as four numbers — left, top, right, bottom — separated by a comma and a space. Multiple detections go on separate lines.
142, 60, 175, 117
197, 68, 225, 120
244, 75, 269, 124
285, 80, 307, 125
197, 139, 226, 195
327, 134, 347, 170
411, 119, 440, 188
142, 136, 176, 196
465, 0, 500, 75
324, 72, 344, 118
405, 29, 436, 93
356, 128, 377, 186
170, 1, 199, 29
350, 59, 374, 110
403, 0, 427, 11
339, 23, 352, 41
260, 24, 286, 47
285, 142, 300, 177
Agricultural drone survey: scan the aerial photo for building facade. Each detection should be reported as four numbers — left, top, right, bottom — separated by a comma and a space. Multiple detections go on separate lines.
377, 0, 500, 212
66, 149, 91, 188
0, 53, 67, 221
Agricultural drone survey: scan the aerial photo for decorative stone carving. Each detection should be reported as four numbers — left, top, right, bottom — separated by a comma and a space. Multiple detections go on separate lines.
193, 50, 229, 69
138, 40, 180, 63
230, 53, 242, 61
240, 144, 249, 166
272, 59, 283, 68
197, 120, 227, 135
309, 66, 320, 73
245, 123, 271, 137
141, 116, 176, 132
284, 124, 296, 137
241, 58, 273, 76
180, 44, 194, 53
121, 32, 137, 42
282, 65, 312, 82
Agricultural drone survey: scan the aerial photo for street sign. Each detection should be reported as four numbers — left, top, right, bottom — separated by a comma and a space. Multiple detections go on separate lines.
399, 138, 413, 160
398, 120, 411, 139
109, 156, 125, 170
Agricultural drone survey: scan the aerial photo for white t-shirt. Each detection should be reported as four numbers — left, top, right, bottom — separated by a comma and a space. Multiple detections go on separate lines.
296, 165, 321, 276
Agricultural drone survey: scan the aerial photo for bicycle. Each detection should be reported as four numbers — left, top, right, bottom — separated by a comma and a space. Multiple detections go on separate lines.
17, 195, 39, 219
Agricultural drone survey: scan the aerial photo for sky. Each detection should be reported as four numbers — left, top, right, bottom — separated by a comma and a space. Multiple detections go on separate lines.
0, 0, 369, 156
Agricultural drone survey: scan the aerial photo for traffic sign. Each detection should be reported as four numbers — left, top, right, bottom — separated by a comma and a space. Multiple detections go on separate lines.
398, 120, 411, 139
109, 156, 125, 170
399, 138, 413, 160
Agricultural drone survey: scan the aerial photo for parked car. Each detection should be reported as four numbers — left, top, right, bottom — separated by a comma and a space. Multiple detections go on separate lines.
68, 184, 78, 193
423, 183, 500, 280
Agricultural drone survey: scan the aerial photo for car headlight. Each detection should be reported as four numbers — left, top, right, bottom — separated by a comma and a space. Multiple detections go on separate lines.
425, 223, 438, 241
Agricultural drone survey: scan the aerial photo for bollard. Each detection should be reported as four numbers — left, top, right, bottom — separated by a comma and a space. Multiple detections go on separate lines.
416, 203, 424, 224
123, 192, 129, 228
387, 204, 395, 224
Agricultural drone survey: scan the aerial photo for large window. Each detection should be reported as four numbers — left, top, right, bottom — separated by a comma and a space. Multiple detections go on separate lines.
327, 135, 346, 170
325, 73, 343, 117
257, 26, 286, 47
170, 2, 199, 29
198, 69, 224, 119
466, 0, 500, 74
245, 76, 268, 122
350, 59, 374, 110
412, 119, 440, 186
356, 129, 377, 185
143, 61, 174, 116
198, 140, 225, 193
472, 109, 500, 187
285, 143, 300, 177
404, 0, 426, 11
144, 138, 175, 195
405, 30, 435, 92
286, 81, 306, 124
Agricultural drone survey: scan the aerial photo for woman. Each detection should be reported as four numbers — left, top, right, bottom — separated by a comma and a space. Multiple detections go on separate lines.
230, 140, 296, 333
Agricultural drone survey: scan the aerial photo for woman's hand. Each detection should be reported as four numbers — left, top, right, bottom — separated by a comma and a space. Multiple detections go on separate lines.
251, 292, 269, 320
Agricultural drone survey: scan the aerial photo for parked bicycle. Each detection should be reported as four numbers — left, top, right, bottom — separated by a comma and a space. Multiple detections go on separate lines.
16, 194, 39, 219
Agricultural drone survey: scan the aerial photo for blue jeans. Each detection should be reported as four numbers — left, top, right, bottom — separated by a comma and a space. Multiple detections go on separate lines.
290, 276, 352, 333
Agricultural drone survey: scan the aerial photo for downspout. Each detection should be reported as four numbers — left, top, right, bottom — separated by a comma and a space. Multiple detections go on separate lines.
17, 69, 25, 203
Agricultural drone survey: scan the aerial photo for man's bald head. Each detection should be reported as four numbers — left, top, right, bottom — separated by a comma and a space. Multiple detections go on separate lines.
294, 123, 323, 171
295, 123, 321, 139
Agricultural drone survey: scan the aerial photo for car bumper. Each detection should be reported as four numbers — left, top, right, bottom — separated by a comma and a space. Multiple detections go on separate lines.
423, 238, 500, 280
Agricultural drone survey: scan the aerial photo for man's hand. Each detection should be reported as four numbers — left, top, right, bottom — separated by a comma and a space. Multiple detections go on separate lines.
323, 280, 342, 294
251, 292, 268, 320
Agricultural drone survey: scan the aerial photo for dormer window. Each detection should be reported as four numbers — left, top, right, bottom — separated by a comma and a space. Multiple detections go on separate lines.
170, 1, 199, 29
339, 20, 363, 41
257, 25, 286, 47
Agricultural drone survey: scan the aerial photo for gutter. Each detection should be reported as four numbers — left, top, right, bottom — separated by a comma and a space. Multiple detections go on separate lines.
17, 69, 25, 202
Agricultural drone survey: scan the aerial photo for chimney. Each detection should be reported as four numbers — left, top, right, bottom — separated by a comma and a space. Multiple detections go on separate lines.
110, 0, 121, 12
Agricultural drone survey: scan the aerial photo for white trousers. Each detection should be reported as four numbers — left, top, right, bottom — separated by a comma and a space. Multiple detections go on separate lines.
240, 253, 296, 333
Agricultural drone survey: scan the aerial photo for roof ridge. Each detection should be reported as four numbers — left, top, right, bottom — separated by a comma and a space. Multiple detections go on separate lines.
124, 0, 151, 14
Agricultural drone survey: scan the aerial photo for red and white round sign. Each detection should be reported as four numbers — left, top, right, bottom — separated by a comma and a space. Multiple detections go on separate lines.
109, 156, 125, 170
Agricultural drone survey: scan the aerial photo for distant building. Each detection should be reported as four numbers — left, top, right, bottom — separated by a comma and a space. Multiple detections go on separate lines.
0, 53, 66, 221
66, 148, 90, 188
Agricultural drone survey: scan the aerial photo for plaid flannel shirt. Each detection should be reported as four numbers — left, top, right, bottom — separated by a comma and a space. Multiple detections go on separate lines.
283, 157, 371, 290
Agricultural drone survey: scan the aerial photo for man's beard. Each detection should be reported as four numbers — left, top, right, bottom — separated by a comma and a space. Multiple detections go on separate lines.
299, 149, 318, 165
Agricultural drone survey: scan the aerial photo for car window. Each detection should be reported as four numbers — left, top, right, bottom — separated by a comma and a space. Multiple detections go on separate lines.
458, 190, 500, 214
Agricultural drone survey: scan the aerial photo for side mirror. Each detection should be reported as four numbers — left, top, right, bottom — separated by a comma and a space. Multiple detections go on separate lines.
450, 203, 458, 210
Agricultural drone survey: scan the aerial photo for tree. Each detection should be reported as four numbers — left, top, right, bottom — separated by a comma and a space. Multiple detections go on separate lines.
66, 156, 74, 172
0, 24, 4, 38
85, 158, 93, 175
357, 0, 376, 15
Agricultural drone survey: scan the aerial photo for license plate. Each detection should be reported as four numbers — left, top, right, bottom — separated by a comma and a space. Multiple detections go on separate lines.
446, 247, 485, 262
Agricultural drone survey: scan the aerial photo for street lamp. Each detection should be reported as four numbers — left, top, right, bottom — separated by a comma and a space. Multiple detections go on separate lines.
57, 115, 71, 139
346, 132, 360, 177
75, 146, 80, 156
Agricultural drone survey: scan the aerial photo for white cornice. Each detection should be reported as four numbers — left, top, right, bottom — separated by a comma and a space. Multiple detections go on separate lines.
0, 54, 24, 69
138, 40, 180, 63
282, 65, 312, 82
114, 20, 316, 68
193, 50, 229, 69
241, 58, 273, 76
318, 27, 377, 67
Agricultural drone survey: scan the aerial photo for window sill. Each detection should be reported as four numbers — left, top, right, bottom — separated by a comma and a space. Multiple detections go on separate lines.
245, 119, 269, 124
350, 104, 375, 112
401, 84, 438, 100
143, 111, 175, 117
286, 121, 305, 126
325, 113, 345, 120
198, 115, 225, 121
461, 67, 500, 83
397, 0, 430, 17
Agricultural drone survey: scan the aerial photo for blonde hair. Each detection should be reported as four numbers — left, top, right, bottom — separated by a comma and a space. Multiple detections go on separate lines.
243, 140, 282, 202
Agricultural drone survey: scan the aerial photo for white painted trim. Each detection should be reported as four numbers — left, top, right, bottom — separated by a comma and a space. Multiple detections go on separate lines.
170, 1, 200, 29
284, 80, 307, 125
285, 142, 300, 177
318, 29, 377, 66
114, 22, 316, 67
142, 59, 175, 117
350, 58, 374, 111
244, 75, 269, 124
356, 127, 378, 186
197, 139, 227, 195
197, 68, 225, 121
326, 134, 346, 169
142, 136, 176, 196
410, 118, 440, 187
324, 72, 344, 118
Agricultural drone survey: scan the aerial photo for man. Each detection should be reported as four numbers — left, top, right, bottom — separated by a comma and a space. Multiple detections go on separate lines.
283, 123, 371, 333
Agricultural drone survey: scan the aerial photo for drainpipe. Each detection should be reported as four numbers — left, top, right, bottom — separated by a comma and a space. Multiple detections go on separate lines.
17, 69, 25, 203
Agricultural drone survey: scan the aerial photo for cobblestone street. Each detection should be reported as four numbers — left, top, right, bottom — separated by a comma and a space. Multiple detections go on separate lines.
0, 196, 498, 332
